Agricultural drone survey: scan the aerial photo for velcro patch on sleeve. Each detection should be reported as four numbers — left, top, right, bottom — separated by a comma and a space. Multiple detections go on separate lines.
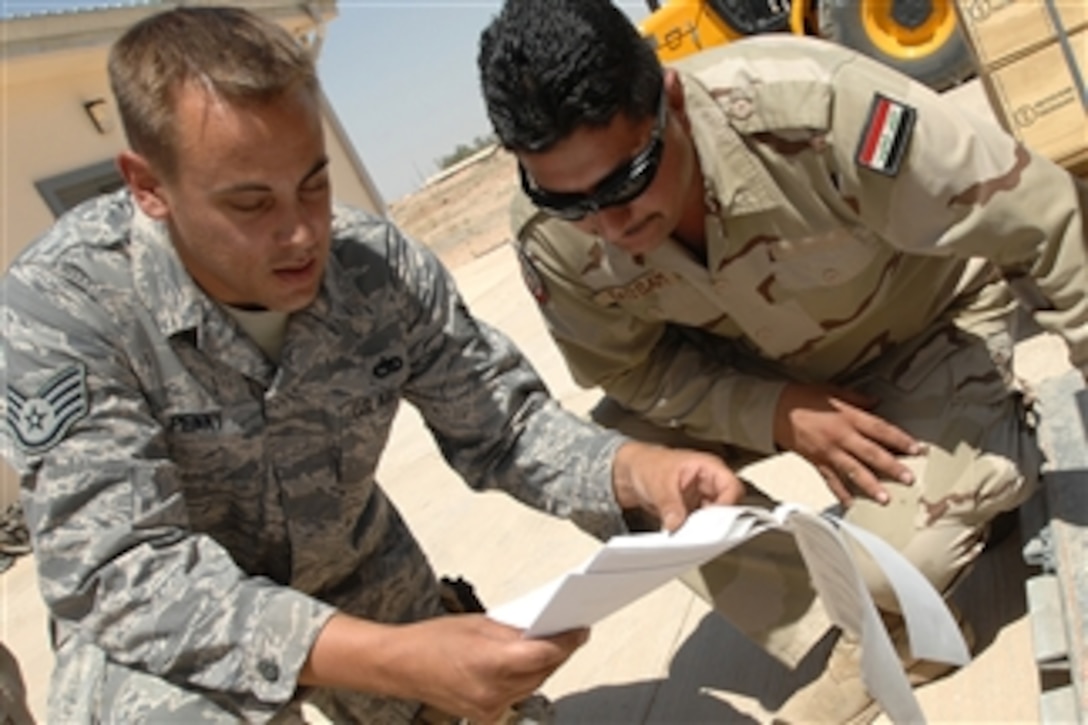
516, 245, 549, 305
6, 364, 89, 455
855, 93, 916, 177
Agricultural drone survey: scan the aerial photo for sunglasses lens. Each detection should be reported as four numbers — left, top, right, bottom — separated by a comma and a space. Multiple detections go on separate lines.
519, 91, 666, 222
550, 204, 591, 221
534, 149, 659, 221
595, 158, 656, 209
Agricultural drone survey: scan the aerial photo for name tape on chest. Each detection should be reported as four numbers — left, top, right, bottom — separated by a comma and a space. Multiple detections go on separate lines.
592, 270, 675, 306
5, 364, 89, 455
168, 412, 222, 434
856, 94, 916, 177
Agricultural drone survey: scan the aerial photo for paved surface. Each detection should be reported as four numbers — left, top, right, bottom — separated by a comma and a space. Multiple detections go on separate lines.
2, 79, 1077, 723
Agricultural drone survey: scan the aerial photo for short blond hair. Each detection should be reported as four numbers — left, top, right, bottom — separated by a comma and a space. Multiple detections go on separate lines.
108, 5, 319, 177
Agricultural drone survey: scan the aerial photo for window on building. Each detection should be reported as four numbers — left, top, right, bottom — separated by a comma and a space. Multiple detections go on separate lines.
35, 160, 124, 217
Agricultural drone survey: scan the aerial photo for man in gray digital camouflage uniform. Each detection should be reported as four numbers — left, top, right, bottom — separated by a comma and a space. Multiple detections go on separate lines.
477, 0, 1088, 720
0, 6, 749, 723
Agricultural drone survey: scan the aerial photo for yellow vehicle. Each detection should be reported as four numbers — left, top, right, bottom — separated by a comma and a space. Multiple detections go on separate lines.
640, 0, 976, 91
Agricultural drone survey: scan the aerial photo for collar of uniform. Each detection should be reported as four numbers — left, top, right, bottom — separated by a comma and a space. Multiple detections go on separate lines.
253, 204, 395, 361
680, 70, 780, 218
297, 210, 347, 327
511, 188, 551, 242
295, 247, 337, 328
130, 201, 210, 339
128, 202, 277, 384
310, 240, 344, 321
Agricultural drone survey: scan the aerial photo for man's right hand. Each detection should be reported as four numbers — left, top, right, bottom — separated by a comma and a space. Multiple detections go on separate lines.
301, 612, 587, 723
771, 382, 925, 507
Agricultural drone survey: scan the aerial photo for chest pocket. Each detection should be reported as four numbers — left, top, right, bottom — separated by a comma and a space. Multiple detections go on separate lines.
335, 387, 400, 484
327, 344, 408, 486
768, 226, 883, 291
164, 400, 265, 532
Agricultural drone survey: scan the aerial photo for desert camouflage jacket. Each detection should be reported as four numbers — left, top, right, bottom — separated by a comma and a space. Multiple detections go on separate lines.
513, 35, 1088, 454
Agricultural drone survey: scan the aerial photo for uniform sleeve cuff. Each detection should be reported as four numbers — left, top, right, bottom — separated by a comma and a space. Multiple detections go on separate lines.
243, 588, 338, 706
719, 378, 787, 455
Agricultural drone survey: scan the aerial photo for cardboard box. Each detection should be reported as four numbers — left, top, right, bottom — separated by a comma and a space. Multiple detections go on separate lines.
978, 25, 1088, 174
956, 0, 1088, 68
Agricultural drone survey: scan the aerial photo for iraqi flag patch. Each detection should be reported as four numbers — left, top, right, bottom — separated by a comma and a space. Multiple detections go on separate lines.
855, 94, 916, 176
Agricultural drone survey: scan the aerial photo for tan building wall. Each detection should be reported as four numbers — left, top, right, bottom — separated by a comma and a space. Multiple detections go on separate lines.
2, 45, 121, 266
1, 0, 384, 509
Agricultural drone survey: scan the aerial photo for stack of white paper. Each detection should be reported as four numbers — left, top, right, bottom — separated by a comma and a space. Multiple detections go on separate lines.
488, 504, 969, 723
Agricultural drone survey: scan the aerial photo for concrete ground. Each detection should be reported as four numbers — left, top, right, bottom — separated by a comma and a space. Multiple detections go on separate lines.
2, 237, 1071, 723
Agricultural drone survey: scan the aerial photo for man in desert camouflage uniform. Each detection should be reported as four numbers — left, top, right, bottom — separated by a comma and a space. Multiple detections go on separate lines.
478, 0, 1088, 720
0, 7, 747, 723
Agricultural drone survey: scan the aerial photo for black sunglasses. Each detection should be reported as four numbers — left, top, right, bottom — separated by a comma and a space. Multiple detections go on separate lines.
520, 92, 668, 222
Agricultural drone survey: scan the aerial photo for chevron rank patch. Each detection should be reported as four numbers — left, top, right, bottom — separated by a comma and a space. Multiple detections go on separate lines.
6, 364, 89, 455
856, 93, 916, 177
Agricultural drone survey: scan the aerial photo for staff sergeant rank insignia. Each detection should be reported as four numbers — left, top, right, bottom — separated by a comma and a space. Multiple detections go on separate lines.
6, 364, 89, 455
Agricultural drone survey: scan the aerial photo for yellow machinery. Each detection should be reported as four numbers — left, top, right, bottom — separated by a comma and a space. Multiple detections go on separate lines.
639, 0, 975, 91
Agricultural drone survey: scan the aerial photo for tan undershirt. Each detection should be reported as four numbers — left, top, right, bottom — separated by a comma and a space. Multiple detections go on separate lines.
224, 305, 288, 364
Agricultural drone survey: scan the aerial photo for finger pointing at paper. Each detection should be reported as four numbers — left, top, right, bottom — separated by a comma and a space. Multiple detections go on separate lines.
611, 442, 746, 533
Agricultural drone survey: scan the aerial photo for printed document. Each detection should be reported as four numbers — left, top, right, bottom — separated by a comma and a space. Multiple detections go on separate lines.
488, 504, 969, 723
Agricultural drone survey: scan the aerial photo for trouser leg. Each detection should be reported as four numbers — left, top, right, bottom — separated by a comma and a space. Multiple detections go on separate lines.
0, 641, 33, 725
590, 397, 831, 667
843, 310, 1041, 614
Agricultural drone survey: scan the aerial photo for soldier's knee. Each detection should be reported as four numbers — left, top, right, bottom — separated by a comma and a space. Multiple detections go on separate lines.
862, 533, 989, 613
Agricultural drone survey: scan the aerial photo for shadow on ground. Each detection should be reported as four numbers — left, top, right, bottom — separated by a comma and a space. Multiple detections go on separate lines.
951, 518, 1033, 655
553, 517, 1032, 724
553, 610, 835, 723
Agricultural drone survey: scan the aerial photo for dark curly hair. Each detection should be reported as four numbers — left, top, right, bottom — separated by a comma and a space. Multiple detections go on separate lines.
478, 0, 663, 152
